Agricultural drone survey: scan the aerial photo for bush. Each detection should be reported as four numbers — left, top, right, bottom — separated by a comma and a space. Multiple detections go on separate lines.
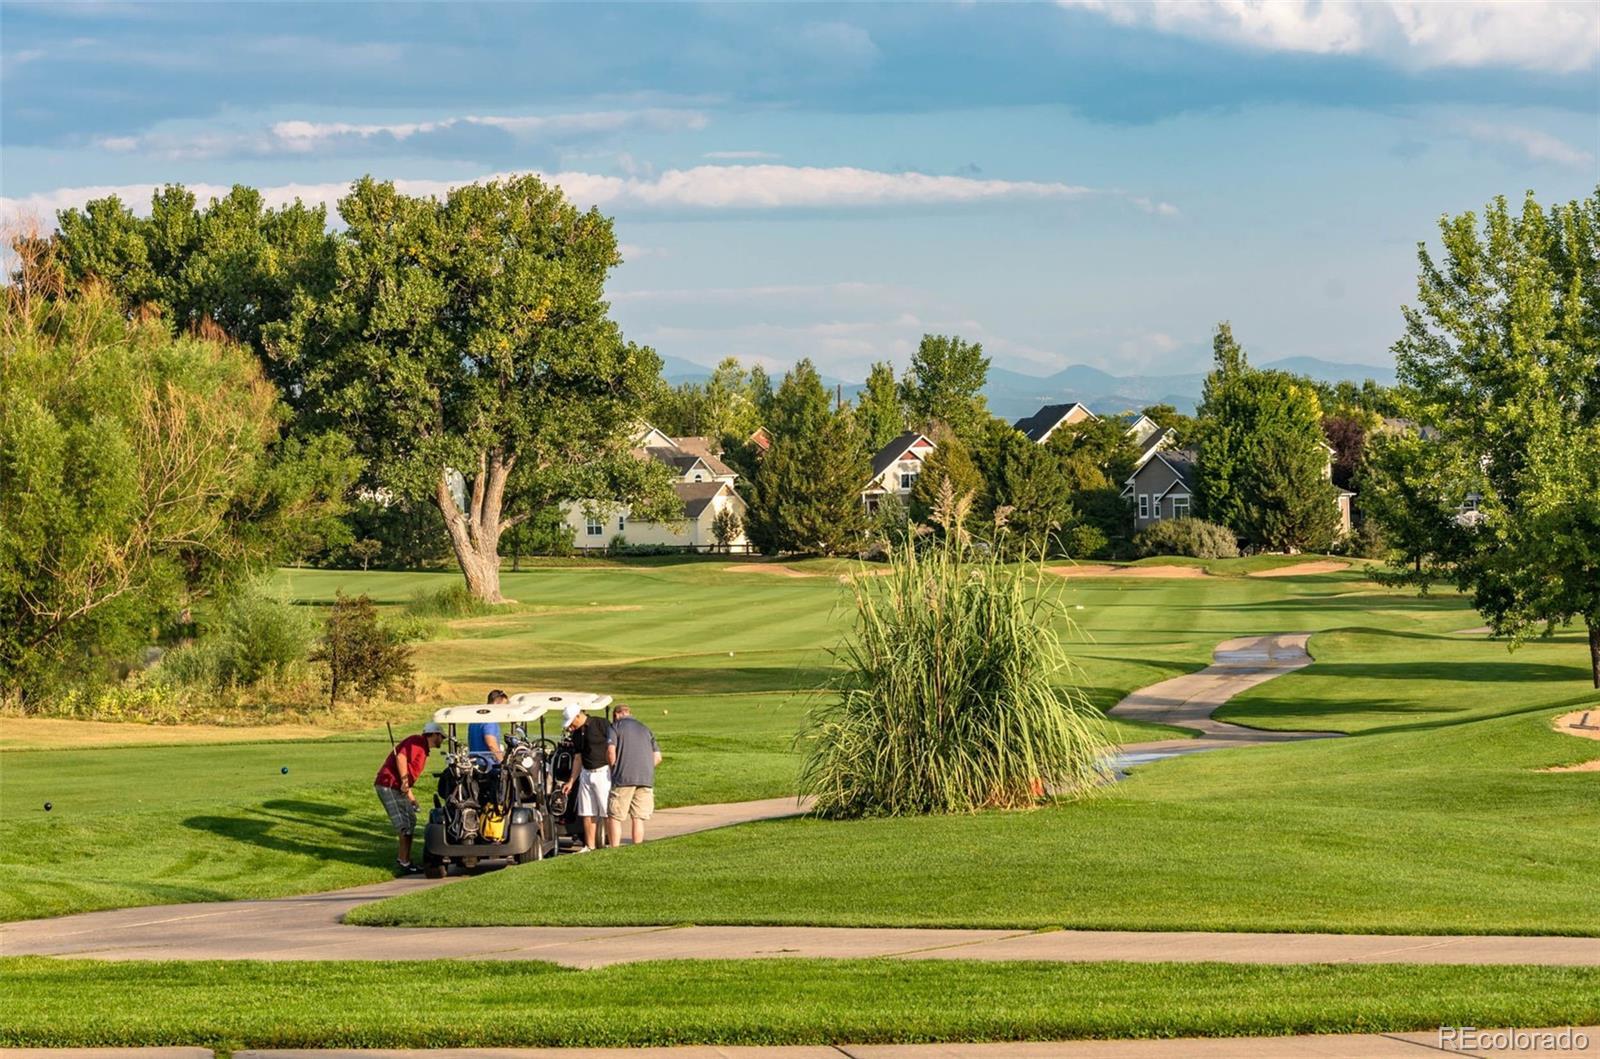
403, 583, 495, 621
1134, 518, 1240, 559
311, 593, 414, 708
1060, 524, 1108, 560
798, 483, 1112, 817
151, 583, 312, 690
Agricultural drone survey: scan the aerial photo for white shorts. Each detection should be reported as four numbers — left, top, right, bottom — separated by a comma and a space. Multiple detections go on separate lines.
576, 766, 612, 817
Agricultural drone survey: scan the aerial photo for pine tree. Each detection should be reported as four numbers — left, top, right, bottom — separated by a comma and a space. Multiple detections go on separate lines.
910, 431, 986, 525
989, 429, 1073, 555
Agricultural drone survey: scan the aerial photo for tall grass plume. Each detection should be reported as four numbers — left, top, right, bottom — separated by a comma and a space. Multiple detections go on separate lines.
799, 481, 1113, 817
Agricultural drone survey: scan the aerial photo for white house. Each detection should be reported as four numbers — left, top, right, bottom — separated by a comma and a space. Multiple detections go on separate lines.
862, 431, 935, 513
564, 427, 751, 552
1012, 402, 1096, 444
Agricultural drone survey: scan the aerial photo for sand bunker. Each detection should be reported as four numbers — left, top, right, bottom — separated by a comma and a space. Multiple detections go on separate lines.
1453, 625, 1494, 636
1249, 561, 1351, 577
1047, 564, 1209, 579
1540, 709, 1600, 772
723, 563, 819, 578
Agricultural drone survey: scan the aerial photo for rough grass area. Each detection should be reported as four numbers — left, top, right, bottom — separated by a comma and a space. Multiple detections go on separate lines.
3, 958, 1597, 1049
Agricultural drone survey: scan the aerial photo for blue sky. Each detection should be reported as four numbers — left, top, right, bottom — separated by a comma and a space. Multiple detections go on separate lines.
3, 1, 1596, 380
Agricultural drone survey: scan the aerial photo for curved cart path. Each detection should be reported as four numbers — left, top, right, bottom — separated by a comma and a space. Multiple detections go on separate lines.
1108, 632, 1342, 766
7, 634, 1593, 968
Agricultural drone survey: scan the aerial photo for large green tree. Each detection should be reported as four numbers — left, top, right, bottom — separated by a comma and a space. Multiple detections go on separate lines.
987, 427, 1073, 555
900, 333, 990, 441
745, 364, 868, 555
0, 284, 355, 703
274, 176, 669, 603
51, 185, 336, 405
855, 361, 908, 455
1388, 190, 1600, 686
1194, 323, 1339, 550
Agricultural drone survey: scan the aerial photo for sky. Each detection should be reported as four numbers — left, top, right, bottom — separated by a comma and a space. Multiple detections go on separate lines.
2, 1, 1596, 381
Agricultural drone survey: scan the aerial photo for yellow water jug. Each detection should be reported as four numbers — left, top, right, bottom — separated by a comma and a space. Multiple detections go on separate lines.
481, 809, 507, 842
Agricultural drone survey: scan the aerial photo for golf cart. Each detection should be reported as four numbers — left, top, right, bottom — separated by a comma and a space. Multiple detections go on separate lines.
421, 691, 612, 878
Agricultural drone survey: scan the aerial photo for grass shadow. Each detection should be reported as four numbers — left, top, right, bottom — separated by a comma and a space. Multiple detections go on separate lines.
183, 798, 389, 869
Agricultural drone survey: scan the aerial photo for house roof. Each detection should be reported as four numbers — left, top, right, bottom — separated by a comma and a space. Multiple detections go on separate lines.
1135, 426, 1175, 462
668, 436, 738, 478
1127, 447, 1197, 491
869, 431, 932, 479
638, 440, 738, 480
748, 426, 772, 452
673, 480, 732, 519
1013, 403, 1094, 443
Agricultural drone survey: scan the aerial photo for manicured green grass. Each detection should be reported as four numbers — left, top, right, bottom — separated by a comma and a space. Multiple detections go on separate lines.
4, 957, 1597, 1048
356, 648, 1600, 935
7, 559, 1591, 928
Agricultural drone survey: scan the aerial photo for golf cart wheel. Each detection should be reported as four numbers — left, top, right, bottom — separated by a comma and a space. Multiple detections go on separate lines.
513, 841, 544, 865
422, 855, 446, 880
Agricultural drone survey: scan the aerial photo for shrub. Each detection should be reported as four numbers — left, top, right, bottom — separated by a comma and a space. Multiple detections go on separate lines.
711, 507, 744, 552
798, 481, 1112, 818
403, 583, 494, 621
1134, 518, 1240, 559
311, 593, 414, 708
213, 583, 314, 685
1061, 524, 1108, 560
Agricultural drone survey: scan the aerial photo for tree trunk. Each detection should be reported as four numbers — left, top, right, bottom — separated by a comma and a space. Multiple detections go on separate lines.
1589, 621, 1599, 690
433, 450, 514, 604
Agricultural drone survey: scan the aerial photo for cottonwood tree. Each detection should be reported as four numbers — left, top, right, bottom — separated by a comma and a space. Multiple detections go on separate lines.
855, 361, 908, 454
909, 429, 986, 526
900, 334, 991, 441
1389, 190, 1600, 686
50, 185, 336, 406
275, 176, 670, 603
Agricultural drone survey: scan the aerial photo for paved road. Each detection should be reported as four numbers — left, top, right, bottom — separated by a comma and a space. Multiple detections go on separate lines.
9, 634, 1592, 968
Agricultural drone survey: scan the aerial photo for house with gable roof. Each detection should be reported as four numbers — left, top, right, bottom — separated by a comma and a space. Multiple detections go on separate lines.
1121, 442, 1354, 536
861, 431, 935, 513
563, 424, 751, 552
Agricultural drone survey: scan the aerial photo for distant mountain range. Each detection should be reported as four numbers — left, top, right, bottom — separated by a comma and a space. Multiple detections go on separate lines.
658, 354, 1398, 419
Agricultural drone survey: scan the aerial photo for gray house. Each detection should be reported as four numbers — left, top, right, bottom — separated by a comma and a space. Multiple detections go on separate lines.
1123, 449, 1197, 531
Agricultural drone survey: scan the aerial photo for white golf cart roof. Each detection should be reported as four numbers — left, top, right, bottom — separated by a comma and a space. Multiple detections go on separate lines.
431, 691, 612, 726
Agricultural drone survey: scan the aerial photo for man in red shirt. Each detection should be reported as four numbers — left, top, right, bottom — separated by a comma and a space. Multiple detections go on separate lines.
375, 721, 444, 874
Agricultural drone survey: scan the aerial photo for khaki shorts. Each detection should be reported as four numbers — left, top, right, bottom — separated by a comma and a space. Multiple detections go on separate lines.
375, 783, 416, 836
608, 784, 654, 821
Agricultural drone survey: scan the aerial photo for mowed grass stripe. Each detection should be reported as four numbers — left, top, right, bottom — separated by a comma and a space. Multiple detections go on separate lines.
3, 957, 1597, 1049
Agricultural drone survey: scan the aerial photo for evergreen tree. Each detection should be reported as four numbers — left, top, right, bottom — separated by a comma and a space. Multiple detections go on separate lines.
989, 429, 1073, 555
745, 364, 869, 555
855, 361, 908, 454
1194, 323, 1339, 549
900, 334, 991, 441
909, 431, 986, 525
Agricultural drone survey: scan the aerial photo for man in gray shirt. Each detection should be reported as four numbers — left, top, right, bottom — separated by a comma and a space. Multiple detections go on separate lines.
606, 704, 662, 847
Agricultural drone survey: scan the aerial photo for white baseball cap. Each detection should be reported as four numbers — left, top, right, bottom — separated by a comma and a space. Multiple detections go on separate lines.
422, 722, 443, 736
561, 704, 583, 727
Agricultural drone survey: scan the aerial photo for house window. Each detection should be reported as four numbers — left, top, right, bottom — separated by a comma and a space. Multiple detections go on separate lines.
900, 471, 917, 490
618, 514, 627, 532
692, 473, 704, 482
1138, 494, 1150, 519
586, 517, 603, 536
1172, 495, 1190, 520
1461, 495, 1479, 512
865, 496, 879, 515
1150, 498, 1162, 521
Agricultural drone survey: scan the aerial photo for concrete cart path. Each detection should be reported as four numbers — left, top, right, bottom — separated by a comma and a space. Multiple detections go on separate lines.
1109, 632, 1342, 760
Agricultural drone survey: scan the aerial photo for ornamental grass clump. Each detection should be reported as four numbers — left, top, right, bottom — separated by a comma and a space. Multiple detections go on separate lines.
799, 482, 1113, 818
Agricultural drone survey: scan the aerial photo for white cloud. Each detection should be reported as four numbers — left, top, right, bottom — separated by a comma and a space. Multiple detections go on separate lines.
1062, 0, 1599, 72
2, 165, 1112, 219
1461, 122, 1595, 168
92, 108, 710, 161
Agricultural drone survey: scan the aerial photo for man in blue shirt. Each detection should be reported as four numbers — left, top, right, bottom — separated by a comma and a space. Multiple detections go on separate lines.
468, 689, 507, 765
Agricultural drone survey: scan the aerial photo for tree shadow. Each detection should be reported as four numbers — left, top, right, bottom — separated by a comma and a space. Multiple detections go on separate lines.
183, 798, 392, 869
